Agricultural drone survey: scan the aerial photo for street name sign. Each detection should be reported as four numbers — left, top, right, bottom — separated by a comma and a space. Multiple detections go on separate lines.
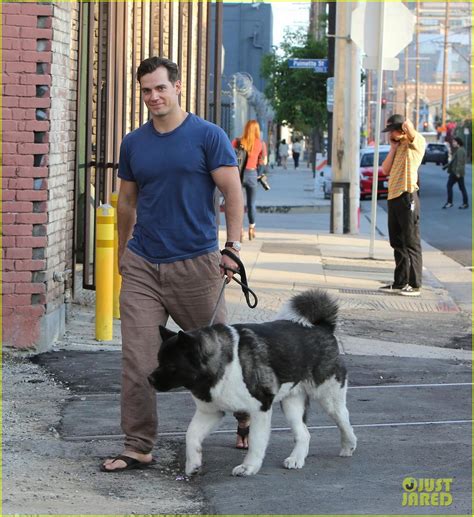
288, 58, 328, 73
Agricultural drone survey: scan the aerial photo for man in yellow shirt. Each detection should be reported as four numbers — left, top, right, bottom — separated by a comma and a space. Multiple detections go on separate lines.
379, 114, 426, 297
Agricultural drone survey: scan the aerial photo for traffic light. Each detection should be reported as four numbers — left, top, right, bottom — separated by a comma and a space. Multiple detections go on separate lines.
381, 98, 387, 109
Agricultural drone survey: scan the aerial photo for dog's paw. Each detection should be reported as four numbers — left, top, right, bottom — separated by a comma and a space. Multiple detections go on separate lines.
339, 445, 356, 457
283, 456, 305, 469
232, 463, 260, 476
185, 462, 202, 476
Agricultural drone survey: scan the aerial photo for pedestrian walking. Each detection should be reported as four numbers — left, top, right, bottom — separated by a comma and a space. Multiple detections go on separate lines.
442, 137, 469, 209
278, 139, 289, 169
379, 114, 426, 297
292, 140, 302, 169
101, 56, 244, 472
232, 120, 268, 243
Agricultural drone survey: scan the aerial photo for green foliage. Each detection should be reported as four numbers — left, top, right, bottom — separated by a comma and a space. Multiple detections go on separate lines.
261, 30, 328, 134
447, 101, 470, 124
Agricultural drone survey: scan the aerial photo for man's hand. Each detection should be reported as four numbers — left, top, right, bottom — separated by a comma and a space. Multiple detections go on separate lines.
401, 119, 416, 141
390, 138, 400, 151
220, 251, 240, 282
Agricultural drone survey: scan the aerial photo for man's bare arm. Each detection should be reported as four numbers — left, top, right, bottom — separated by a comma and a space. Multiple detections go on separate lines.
117, 179, 138, 264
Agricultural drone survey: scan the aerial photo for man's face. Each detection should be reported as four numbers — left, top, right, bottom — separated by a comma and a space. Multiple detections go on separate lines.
389, 129, 405, 141
140, 66, 181, 118
452, 140, 459, 149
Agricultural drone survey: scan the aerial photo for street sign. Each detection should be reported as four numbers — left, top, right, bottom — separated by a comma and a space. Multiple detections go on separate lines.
351, 1, 415, 71
288, 58, 328, 73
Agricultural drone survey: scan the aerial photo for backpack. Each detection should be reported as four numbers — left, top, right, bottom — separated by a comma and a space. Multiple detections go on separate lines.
235, 138, 248, 183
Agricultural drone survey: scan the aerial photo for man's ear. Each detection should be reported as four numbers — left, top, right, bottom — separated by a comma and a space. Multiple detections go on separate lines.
159, 326, 177, 342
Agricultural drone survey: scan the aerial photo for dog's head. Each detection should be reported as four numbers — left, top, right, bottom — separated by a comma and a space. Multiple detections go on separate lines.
148, 326, 201, 392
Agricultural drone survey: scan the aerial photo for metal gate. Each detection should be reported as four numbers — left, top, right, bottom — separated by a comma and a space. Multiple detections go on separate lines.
74, 0, 223, 290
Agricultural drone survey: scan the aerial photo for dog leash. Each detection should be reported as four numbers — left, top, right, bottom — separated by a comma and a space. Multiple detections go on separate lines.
208, 249, 258, 326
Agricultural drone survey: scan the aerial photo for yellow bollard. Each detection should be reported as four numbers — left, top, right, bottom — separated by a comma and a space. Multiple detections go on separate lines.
95, 204, 114, 341
110, 191, 121, 319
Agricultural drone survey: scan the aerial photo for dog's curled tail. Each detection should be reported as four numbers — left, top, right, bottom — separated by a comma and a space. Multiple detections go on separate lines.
278, 289, 338, 329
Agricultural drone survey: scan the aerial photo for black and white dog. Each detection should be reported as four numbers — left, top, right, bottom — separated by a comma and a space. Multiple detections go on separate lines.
148, 289, 357, 476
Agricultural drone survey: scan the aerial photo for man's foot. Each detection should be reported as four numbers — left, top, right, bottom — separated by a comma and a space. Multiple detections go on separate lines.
459, 204, 469, 209
236, 422, 250, 449
379, 283, 406, 293
101, 451, 154, 472
399, 285, 421, 297
442, 203, 453, 209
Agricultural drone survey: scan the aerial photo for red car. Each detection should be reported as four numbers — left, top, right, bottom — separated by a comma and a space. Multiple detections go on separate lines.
359, 146, 390, 199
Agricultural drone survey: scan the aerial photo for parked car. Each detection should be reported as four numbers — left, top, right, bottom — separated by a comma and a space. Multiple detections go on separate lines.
422, 142, 449, 166
359, 146, 390, 199
322, 146, 391, 200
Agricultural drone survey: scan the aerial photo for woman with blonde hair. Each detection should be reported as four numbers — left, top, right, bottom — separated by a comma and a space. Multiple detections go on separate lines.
232, 120, 267, 242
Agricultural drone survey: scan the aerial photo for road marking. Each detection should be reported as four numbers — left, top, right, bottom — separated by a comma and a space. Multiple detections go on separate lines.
63, 419, 473, 441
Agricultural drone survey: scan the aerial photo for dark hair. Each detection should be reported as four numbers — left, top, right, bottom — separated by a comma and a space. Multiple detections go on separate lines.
454, 136, 464, 147
137, 57, 180, 83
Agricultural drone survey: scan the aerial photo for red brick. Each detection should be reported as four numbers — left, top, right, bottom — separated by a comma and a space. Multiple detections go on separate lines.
16, 283, 46, 294
2, 236, 16, 248
3, 131, 33, 143
21, 39, 38, 51
5, 248, 32, 260
8, 178, 33, 189
2, 201, 33, 213
2, 142, 18, 154
22, 4, 53, 15
15, 259, 46, 271
2, 224, 32, 236
3, 260, 15, 271
17, 143, 49, 155
3, 61, 37, 74
2, 4, 22, 14
2, 155, 34, 167
20, 51, 52, 63
2, 108, 13, 120
2, 50, 22, 62
2, 213, 16, 224
19, 75, 52, 86
2, 271, 32, 283
1, 25, 20, 38
2, 313, 42, 348
16, 190, 48, 202
1, 73, 21, 85
11, 108, 37, 121
18, 120, 50, 131
2, 190, 16, 201
2, 294, 32, 308
14, 305, 45, 317
2, 283, 15, 295
2, 96, 19, 108
16, 166, 48, 178
16, 236, 47, 248
2, 166, 17, 178
2, 121, 18, 131
19, 27, 53, 40
5, 15, 38, 27
1, 38, 21, 51
4, 85, 35, 97
16, 213, 48, 224
18, 98, 51, 109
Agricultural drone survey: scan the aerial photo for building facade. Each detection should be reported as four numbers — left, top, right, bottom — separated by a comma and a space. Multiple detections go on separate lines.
2, 1, 222, 351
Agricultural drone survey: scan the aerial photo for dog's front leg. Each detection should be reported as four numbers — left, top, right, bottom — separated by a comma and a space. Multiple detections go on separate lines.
232, 409, 272, 477
186, 403, 224, 476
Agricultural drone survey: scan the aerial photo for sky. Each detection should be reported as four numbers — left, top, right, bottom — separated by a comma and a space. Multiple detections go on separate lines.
271, 2, 311, 47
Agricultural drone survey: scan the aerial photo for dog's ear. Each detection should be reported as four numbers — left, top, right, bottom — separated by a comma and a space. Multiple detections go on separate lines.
177, 330, 197, 347
159, 326, 177, 342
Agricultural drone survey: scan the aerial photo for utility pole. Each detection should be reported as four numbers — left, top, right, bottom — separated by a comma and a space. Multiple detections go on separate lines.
331, 1, 361, 234
404, 45, 408, 119
441, 0, 450, 128
414, 1, 420, 129
327, 1, 336, 167
309, 0, 325, 40
367, 70, 372, 142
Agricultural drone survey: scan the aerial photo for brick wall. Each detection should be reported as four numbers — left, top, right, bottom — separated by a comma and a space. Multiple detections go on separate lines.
2, 2, 78, 350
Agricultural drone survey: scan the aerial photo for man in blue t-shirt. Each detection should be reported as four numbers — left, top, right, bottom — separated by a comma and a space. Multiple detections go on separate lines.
101, 57, 244, 472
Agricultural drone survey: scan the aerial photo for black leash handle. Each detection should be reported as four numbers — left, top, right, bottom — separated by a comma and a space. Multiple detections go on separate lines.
221, 248, 258, 309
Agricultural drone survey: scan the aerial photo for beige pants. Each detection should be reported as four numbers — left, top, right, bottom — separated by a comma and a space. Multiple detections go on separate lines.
119, 247, 226, 453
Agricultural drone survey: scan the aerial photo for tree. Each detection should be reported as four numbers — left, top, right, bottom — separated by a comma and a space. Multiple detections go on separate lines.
261, 30, 328, 135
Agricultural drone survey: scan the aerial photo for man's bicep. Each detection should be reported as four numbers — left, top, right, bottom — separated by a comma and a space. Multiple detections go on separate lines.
212, 166, 241, 193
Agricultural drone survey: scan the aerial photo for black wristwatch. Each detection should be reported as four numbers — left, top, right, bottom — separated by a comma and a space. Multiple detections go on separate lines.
225, 241, 241, 252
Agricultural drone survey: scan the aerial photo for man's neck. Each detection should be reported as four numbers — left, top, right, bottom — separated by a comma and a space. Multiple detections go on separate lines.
152, 108, 188, 134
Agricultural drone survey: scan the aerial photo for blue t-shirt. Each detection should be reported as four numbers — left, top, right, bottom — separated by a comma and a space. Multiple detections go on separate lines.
118, 113, 237, 263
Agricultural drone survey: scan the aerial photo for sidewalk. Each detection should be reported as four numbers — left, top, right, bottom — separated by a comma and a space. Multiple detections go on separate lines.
4, 163, 472, 515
